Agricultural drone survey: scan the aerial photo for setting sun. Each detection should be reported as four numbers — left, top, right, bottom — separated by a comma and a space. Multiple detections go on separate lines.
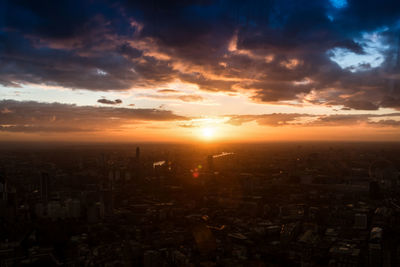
201, 127, 215, 140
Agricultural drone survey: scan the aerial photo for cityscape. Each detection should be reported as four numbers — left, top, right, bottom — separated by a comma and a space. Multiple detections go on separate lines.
1, 0, 400, 266
0, 142, 399, 266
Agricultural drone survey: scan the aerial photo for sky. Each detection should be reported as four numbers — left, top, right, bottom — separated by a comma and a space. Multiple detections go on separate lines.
0, 0, 400, 142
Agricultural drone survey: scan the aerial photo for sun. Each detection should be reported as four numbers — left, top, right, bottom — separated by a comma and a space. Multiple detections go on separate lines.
201, 127, 215, 140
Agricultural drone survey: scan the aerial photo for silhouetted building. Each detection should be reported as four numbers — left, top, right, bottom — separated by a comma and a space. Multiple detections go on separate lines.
40, 172, 50, 203
100, 189, 114, 216
192, 223, 216, 255
66, 198, 81, 219
207, 155, 214, 172
136, 146, 140, 160
369, 243, 382, 267
329, 243, 360, 267
0, 172, 6, 201
354, 213, 368, 229
369, 181, 381, 199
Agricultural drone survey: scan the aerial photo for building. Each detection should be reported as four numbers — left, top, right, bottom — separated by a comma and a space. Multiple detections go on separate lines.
369, 243, 382, 267
40, 172, 50, 203
136, 147, 140, 160
207, 155, 214, 172
354, 213, 368, 229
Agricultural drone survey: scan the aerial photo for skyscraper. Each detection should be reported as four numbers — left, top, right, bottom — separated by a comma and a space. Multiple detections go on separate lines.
40, 172, 50, 203
136, 147, 140, 160
0, 171, 6, 201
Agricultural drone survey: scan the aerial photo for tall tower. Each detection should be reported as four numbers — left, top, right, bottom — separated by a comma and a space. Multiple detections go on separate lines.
40, 172, 50, 203
136, 147, 140, 160
0, 170, 6, 201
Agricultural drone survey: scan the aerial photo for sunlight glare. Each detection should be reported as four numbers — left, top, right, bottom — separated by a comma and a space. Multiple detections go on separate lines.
201, 127, 215, 140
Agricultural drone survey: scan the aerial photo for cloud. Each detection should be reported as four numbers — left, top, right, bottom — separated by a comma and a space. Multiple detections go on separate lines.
1, 0, 400, 110
97, 98, 123, 105
178, 123, 198, 128
157, 89, 180, 93
226, 113, 316, 126
1, 99, 398, 135
0, 99, 188, 133
140, 93, 204, 102
0, 125, 92, 133
341, 100, 379, 110
225, 113, 400, 127
177, 95, 203, 102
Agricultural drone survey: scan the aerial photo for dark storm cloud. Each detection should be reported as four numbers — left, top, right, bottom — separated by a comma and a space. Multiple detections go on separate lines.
0, 99, 187, 133
97, 98, 123, 105
311, 113, 400, 127
342, 100, 380, 110
1, 0, 400, 109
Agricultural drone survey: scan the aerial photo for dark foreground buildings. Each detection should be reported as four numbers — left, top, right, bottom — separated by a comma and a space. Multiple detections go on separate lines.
0, 142, 399, 266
